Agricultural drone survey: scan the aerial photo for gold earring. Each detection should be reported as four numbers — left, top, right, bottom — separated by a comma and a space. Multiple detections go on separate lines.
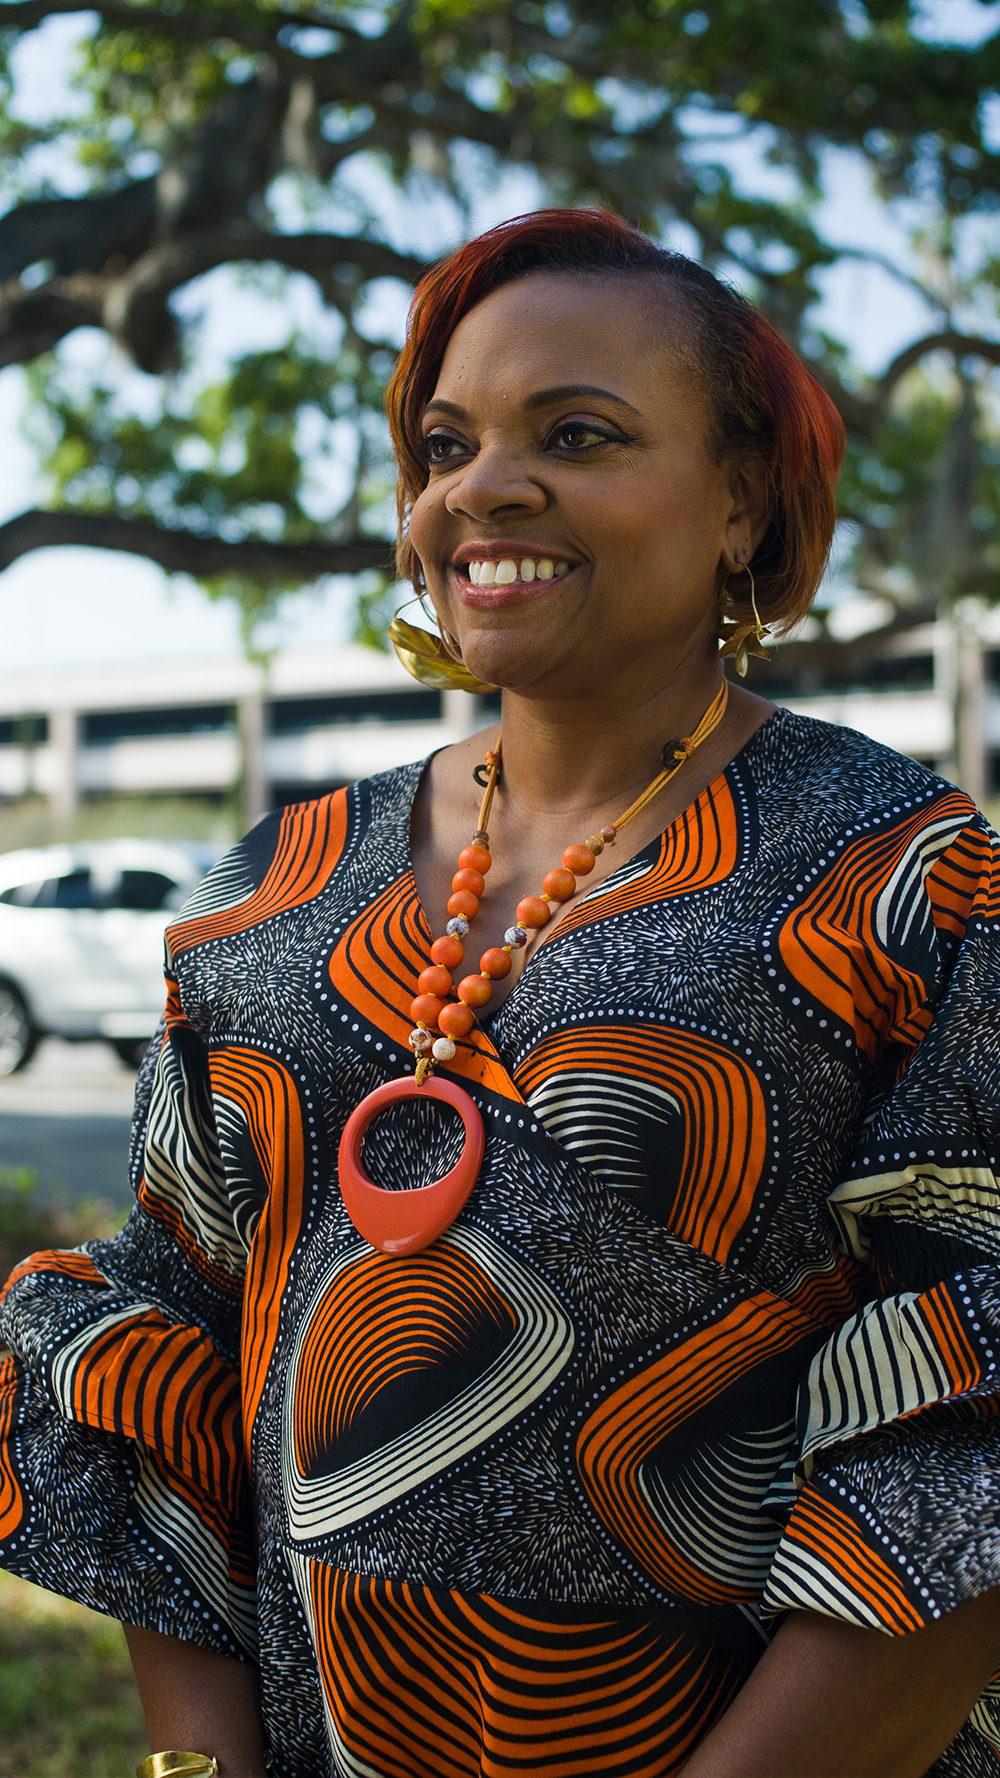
717, 564, 771, 679
388, 594, 498, 695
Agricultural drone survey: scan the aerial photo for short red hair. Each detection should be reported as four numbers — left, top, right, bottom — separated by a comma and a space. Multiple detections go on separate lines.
386, 208, 844, 632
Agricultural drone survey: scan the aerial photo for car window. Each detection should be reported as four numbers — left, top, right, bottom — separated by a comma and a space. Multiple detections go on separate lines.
0, 864, 193, 910
112, 870, 181, 911
36, 870, 94, 909
0, 879, 45, 906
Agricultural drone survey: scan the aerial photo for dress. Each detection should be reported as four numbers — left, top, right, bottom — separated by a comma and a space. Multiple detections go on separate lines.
2, 708, 1000, 1776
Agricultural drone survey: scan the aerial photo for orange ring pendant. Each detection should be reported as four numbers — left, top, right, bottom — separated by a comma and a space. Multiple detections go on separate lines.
338, 1075, 485, 1256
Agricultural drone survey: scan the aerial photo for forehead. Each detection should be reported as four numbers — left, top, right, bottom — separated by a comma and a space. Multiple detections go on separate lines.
430, 270, 700, 407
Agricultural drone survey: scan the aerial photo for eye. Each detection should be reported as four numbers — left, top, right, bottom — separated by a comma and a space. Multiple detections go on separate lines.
547, 420, 625, 452
421, 429, 470, 464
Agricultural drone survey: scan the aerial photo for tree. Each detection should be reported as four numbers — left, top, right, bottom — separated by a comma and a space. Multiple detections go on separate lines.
0, 0, 998, 655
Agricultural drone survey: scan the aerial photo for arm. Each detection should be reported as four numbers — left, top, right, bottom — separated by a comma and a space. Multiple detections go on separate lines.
124, 1624, 268, 1778
683, 1591, 1000, 1778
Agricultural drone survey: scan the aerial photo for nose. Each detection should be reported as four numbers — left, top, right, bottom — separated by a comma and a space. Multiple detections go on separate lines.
444, 437, 548, 522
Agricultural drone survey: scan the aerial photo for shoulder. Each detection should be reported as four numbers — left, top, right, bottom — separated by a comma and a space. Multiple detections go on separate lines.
748, 706, 982, 831
166, 758, 427, 963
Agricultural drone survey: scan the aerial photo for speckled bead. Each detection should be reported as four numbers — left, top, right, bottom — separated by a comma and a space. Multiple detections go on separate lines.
408, 1028, 432, 1053
446, 914, 470, 938
504, 925, 528, 948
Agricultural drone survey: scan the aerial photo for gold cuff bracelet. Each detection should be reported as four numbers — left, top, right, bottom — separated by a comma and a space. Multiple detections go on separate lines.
135, 1755, 219, 1777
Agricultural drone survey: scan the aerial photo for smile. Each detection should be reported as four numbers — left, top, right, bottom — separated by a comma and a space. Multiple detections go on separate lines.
466, 557, 571, 586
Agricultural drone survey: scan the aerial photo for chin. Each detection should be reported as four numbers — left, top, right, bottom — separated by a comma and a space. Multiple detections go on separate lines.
458, 632, 586, 697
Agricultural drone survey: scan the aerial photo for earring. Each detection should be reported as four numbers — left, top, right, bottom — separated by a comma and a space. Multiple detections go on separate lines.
388, 594, 498, 695
717, 564, 771, 679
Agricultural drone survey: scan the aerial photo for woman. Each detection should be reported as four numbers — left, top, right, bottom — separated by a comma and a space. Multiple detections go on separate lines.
1, 208, 1000, 1778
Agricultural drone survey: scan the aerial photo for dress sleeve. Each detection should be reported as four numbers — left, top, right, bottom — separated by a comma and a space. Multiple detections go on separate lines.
0, 976, 257, 1661
763, 812, 1000, 1643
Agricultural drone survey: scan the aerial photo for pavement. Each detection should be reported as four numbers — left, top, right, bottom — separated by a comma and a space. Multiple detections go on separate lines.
0, 1039, 136, 1206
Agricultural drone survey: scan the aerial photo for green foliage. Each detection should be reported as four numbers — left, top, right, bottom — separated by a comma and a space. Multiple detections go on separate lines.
31, 339, 335, 532
836, 363, 1000, 605
27, 326, 396, 640
0, 1570, 145, 1777
1, 0, 999, 646
73, 25, 237, 185
0, 1167, 126, 1282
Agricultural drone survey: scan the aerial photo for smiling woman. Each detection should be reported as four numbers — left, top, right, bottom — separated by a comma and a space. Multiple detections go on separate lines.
2, 210, 1000, 1778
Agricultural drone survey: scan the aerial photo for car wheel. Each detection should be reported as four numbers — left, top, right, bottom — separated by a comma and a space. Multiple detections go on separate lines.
0, 983, 39, 1077
110, 1037, 149, 1070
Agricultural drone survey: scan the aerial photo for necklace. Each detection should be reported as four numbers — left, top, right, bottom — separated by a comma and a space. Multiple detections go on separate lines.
338, 680, 730, 1256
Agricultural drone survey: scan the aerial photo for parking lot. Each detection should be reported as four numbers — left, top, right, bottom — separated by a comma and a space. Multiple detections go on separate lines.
0, 1038, 136, 1205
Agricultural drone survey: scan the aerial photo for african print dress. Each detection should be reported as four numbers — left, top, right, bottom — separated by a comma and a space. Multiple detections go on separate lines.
2, 708, 1000, 1775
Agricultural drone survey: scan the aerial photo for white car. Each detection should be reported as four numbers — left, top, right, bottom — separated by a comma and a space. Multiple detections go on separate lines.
0, 839, 216, 1075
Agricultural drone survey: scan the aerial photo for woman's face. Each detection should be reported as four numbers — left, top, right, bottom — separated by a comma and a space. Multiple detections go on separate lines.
407, 271, 763, 702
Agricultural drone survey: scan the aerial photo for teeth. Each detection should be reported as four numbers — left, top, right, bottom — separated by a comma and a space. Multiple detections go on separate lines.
465, 557, 571, 584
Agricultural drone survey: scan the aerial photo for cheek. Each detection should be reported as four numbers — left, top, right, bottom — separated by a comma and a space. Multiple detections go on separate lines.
601, 467, 726, 563
407, 484, 448, 563
407, 490, 431, 554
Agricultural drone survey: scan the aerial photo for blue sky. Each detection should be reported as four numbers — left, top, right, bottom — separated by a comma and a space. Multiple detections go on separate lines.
0, 1, 996, 674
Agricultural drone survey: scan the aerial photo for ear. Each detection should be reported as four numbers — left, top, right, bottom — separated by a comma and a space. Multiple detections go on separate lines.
720, 457, 769, 576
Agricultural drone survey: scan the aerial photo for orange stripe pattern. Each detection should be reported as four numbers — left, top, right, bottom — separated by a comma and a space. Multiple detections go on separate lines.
208, 1049, 307, 1456
2, 727, 1000, 1772
293, 1246, 514, 1475
776, 1484, 926, 1633
553, 774, 740, 941
303, 1564, 748, 1778
55, 1303, 243, 1515
0, 1357, 24, 1542
777, 795, 977, 1061
167, 791, 348, 959
515, 1024, 767, 1264
576, 1295, 820, 1603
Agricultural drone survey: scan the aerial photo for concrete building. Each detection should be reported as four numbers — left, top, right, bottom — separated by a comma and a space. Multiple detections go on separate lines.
0, 606, 995, 834
0, 645, 500, 832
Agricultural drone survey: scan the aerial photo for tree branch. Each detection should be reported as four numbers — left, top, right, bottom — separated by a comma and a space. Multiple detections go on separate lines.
0, 508, 394, 580
0, 0, 415, 106
109, 224, 428, 371
0, 271, 107, 368
0, 226, 428, 371
0, 0, 289, 55
878, 329, 1000, 395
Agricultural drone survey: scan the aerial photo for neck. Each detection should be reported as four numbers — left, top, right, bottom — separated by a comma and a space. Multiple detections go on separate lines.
490, 650, 726, 826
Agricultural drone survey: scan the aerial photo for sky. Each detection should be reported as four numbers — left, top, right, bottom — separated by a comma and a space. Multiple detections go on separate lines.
0, 0, 997, 676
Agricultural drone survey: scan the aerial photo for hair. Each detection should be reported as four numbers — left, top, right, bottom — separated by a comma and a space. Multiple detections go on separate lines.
386, 207, 845, 633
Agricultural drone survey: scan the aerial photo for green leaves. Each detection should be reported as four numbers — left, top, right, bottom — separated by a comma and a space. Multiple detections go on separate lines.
0, 0, 998, 652
27, 324, 395, 641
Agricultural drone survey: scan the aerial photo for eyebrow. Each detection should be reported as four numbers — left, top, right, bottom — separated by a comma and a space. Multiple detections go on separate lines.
524, 384, 641, 414
421, 384, 642, 422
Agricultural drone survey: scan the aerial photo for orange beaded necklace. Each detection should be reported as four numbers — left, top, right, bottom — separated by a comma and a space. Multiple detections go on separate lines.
408, 677, 729, 1078
337, 678, 729, 1255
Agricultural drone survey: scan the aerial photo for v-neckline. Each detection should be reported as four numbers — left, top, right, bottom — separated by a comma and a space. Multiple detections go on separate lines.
402, 708, 780, 1026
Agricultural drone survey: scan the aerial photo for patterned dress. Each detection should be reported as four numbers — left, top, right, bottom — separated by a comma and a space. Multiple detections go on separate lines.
2, 707, 1000, 1776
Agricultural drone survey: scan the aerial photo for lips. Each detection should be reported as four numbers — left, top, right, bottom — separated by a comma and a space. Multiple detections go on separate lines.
467, 555, 571, 587
449, 549, 577, 610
